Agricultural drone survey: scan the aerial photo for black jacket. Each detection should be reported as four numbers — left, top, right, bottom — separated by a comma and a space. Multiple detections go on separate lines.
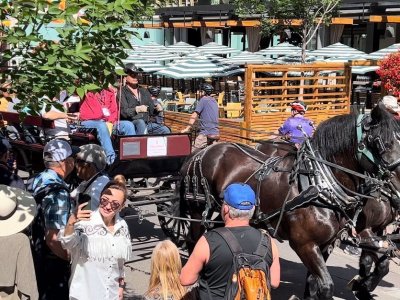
118, 86, 154, 122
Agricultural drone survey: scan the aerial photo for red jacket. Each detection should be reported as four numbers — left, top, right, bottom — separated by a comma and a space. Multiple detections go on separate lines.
80, 89, 118, 123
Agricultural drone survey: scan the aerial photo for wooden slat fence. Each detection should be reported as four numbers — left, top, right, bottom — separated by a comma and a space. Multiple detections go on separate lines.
164, 111, 245, 143
164, 62, 352, 145
243, 63, 352, 142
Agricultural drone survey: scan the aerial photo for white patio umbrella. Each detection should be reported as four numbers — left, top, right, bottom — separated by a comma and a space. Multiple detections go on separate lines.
134, 41, 166, 51
166, 41, 196, 54
325, 55, 368, 62
367, 43, 400, 60
224, 51, 273, 65
122, 57, 165, 73
257, 42, 302, 57
197, 42, 240, 55
311, 43, 366, 58
130, 49, 180, 62
155, 55, 243, 79
351, 66, 379, 75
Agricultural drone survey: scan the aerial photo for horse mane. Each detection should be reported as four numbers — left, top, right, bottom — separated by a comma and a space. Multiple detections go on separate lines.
311, 114, 357, 160
312, 104, 400, 160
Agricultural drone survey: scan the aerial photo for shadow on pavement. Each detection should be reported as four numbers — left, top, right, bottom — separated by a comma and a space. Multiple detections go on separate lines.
273, 257, 394, 299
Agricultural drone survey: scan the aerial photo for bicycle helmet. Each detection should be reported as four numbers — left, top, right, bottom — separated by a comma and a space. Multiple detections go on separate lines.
148, 86, 161, 97
290, 101, 307, 112
199, 83, 214, 96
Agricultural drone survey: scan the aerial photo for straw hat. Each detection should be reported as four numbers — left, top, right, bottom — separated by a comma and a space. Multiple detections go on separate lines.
0, 185, 37, 237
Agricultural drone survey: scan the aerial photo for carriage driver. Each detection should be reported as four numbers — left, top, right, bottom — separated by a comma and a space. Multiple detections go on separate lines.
118, 63, 154, 135
279, 100, 314, 147
181, 83, 219, 152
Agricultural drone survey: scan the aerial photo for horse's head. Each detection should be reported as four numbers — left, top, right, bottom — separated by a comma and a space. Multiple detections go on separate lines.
359, 103, 400, 209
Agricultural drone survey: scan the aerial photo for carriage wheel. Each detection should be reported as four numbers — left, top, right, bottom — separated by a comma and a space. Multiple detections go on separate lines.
157, 198, 189, 248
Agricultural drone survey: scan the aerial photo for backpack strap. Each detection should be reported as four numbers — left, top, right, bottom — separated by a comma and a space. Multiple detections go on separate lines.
213, 227, 243, 255
254, 231, 273, 266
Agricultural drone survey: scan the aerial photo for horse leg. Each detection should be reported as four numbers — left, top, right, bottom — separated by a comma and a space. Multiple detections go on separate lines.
186, 211, 205, 254
351, 231, 390, 299
299, 244, 334, 300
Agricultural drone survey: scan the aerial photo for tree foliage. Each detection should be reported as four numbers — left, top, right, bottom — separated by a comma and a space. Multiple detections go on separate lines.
231, 0, 274, 37
377, 52, 400, 97
267, 0, 341, 62
0, 0, 153, 113
232, 0, 341, 61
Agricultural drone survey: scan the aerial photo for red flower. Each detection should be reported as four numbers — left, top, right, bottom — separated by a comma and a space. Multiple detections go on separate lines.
377, 51, 400, 97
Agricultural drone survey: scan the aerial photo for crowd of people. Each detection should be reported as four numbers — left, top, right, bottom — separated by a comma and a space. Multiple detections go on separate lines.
3, 61, 400, 300
0, 134, 280, 299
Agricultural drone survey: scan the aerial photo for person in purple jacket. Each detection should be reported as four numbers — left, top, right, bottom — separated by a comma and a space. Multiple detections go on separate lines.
181, 83, 219, 152
279, 101, 314, 147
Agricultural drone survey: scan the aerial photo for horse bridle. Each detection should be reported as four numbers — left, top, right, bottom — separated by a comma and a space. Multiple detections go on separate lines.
356, 114, 400, 209
356, 114, 400, 175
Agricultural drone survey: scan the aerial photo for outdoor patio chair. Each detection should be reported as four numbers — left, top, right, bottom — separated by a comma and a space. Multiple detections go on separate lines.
225, 103, 242, 118
217, 91, 225, 107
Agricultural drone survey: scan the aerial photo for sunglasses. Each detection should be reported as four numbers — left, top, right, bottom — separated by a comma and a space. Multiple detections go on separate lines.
100, 197, 121, 211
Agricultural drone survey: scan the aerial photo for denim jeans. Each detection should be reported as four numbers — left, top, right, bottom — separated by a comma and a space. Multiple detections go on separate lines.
81, 120, 116, 164
132, 119, 147, 135
147, 122, 171, 135
113, 120, 136, 135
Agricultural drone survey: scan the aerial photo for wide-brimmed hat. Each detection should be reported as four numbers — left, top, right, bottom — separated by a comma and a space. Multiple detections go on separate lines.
0, 185, 37, 237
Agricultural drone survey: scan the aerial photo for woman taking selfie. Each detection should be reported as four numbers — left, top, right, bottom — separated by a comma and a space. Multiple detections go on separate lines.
59, 176, 132, 300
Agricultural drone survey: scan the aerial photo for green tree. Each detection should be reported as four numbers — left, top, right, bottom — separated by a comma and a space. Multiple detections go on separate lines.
0, 0, 153, 113
232, 0, 341, 62
267, 0, 341, 63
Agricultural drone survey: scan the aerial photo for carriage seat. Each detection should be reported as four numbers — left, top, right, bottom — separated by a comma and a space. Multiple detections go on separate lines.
0, 111, 54, 151
69, 127, 98, 146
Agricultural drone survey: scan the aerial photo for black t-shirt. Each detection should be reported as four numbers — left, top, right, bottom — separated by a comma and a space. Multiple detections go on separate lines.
199, 226, 264, 300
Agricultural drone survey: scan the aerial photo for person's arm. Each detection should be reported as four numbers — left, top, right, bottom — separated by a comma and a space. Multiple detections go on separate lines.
181, 112, 198, 133
64, 202, 91, 236
46, 229, 69, 260
269, 238, 280, 289
42, 110, 69, 120
118, 89, 137, 119
43, 190, 71, 260
180, 235, 210, 286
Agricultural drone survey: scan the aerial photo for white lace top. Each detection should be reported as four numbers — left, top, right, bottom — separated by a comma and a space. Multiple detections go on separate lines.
59, 210, 132, 300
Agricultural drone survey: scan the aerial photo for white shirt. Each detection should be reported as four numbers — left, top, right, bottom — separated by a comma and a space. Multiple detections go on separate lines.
59, 210, 132, 300
70, 174, 110, 210
40, 103, 70, 139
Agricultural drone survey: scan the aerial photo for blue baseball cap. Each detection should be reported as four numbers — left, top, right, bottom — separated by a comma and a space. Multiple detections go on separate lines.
223, 183, 256, 210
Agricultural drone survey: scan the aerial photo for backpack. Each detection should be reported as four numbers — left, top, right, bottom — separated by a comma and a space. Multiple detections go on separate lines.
213, 227, 273, 300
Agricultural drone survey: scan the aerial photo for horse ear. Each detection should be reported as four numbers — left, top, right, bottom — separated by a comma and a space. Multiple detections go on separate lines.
370, 102, 390, 124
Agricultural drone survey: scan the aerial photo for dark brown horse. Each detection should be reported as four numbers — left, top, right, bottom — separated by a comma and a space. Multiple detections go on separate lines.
179, 103, 400, 300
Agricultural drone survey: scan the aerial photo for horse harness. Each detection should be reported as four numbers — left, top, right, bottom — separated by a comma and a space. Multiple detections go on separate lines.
183, 114, 400, 231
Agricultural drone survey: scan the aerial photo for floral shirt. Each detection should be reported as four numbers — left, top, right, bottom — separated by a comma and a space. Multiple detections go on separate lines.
59, 210, 132, 300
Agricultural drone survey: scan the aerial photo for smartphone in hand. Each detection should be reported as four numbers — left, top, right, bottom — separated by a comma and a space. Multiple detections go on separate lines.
78, 193, 91, 211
